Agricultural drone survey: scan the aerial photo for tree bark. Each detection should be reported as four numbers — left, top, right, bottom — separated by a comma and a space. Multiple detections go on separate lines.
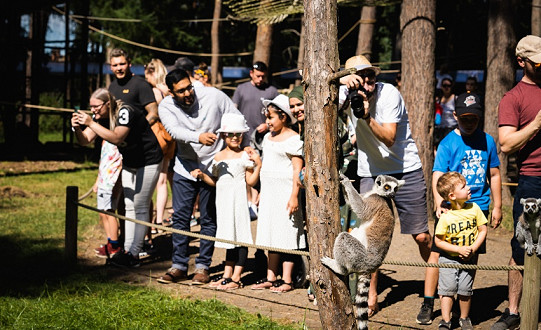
400, 0, 436, 217
533, 0, 541, 36
356, 6, 376, 60
485, 0, 516, 206
253, 23, 273, 66
295, 16, 305, 86
303, 0, 356, 329
211, 0, 223, 86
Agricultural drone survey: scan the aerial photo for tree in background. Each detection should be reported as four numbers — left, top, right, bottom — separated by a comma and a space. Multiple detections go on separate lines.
485, 0, 517, 206
211, 0, 223, 85
356, 6, 376, 60
400, 0, 436, 217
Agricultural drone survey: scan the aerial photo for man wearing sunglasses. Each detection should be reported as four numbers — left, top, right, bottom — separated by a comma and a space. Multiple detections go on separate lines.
157, 69, 243, 286
492, 35, 541, 330
108, 48, 159, 126
339, 55, 431, 319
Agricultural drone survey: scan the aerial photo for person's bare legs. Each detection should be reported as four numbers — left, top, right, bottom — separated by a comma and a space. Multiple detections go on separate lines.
424, 251, 439, 297
271, 259, 294, 293
507, 257, 523, 314
155, 158, 170, 226
413, 232, 432, 262
458, 295, 471, 319
368, 271, 380, 316
103, 214, 119, 241
440, 296, 453, 322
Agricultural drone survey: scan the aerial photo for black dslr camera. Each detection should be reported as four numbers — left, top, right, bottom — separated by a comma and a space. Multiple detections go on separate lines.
348, 84, 368, 119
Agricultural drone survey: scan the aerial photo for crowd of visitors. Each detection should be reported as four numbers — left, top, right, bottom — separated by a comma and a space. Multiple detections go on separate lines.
71, 34, 541, 328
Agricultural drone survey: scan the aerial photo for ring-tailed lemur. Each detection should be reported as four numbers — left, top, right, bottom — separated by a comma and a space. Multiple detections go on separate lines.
321, 173, 404, 330
516, 198, 541, 256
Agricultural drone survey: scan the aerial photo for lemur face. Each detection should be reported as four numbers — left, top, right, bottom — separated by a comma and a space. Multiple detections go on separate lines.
521, 198, 541, 214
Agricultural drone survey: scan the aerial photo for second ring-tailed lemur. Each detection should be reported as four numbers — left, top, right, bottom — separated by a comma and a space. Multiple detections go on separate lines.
516, 198, 541, 256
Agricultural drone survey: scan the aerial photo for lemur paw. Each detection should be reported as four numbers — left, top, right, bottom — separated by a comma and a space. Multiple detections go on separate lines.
526, 244, 535, 256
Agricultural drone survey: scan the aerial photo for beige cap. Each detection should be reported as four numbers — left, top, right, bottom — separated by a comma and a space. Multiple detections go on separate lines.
516, 35, 541, 63
345, 55, 381, 75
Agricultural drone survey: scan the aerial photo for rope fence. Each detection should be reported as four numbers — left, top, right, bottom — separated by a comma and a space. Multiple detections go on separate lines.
70, 190, 523, 271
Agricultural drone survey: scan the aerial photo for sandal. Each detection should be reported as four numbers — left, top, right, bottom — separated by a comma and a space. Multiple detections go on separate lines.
251, 278, 275, 290
270, 280, 294, 293
208, 276, 225, 288
216, 278, 243, 291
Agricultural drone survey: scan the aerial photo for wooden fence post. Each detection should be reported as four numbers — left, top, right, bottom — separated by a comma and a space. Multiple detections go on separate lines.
65, 186, 78, 265
521, 252, 541, 329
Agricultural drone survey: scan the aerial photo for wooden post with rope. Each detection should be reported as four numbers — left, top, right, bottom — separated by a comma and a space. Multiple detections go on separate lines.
520, 251, 541, 328
65, 186, 78, 265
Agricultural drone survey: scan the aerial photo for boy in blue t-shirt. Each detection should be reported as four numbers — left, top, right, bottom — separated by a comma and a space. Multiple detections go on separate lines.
416, 92, 502, 325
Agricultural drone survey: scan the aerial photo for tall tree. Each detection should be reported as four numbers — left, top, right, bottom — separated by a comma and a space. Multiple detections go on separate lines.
400, 0, 436, 216
253, 23, 273, 65
533, 0, 541, 36
304, 0, 356, 328
485, 0, 517, 206
211, 0, 223, 86
356, 6, 376, 60
295, 16, 305, 86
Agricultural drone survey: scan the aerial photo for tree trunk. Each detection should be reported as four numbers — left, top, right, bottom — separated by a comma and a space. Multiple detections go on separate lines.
295, 16, 305, 86
400, 0, 436, 218
533, 0, 541, 36
356, 6, 376, 60
253, 23, 273, 66
211, 0, 223, 86
485, 0, 516, 206
303, 0, 356, 329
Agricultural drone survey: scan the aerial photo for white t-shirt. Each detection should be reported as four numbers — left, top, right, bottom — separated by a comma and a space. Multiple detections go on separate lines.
342, 82, 422, 177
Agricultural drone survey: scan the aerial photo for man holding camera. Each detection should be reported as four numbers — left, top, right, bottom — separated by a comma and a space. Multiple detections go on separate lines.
339, 55, 431, 317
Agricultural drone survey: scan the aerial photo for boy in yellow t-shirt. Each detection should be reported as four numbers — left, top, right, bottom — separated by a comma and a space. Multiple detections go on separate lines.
434, 172, 488, 330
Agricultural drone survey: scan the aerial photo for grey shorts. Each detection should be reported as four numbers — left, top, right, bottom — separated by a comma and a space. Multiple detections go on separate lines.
97, 188, 119, 211
359, 168, 429, 235
438, 255, 474, 297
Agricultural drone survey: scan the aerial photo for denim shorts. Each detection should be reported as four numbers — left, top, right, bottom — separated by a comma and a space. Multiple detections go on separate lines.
359, 168, 429, 235
511, 175, 541, 265
97, 188, 119, 211
438, 254, 475, 297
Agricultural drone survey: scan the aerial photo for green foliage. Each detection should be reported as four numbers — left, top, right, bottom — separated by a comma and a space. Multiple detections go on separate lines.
0, 275, 297, 329
38, 91, 65, 138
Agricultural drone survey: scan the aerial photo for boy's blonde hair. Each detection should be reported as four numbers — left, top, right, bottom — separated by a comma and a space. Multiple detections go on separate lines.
437, 172, 466, 201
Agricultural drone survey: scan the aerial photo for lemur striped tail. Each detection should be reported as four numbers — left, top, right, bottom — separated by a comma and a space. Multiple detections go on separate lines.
355, 274, 371, 330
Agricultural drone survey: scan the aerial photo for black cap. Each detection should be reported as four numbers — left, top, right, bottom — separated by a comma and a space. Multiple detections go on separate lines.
455, 92, 483, 117
252, 61, 268, 72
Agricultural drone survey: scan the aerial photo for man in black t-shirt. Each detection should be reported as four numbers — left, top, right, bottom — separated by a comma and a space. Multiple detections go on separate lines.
108, 48, 159, 126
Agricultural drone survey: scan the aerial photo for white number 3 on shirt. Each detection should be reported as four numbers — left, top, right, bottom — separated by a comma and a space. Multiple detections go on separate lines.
118, 108, 129, 125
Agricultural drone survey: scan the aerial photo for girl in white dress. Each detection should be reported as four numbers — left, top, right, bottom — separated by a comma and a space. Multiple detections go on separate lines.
191, 113, 262, 290
251, 94, 305, 293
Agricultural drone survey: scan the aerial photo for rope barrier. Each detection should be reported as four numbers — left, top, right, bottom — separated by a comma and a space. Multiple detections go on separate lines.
52, 6, 253, 58
75, 200, 524, 271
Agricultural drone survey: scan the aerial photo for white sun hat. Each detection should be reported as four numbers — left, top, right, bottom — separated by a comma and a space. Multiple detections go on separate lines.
262, 94, 297, 124
216, 113, 250, 133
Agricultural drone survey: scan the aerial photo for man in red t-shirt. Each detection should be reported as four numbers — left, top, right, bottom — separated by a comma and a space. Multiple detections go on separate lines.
493, 35, 541, 330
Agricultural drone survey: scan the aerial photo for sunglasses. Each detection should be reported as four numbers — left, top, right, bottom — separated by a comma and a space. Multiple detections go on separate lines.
442, 84, 452, 88
173, 84, 193, 95
225, 132, 242, 138
526, 58, 541, 69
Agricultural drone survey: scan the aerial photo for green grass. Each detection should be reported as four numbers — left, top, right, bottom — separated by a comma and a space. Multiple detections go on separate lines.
0, 169, 299, 329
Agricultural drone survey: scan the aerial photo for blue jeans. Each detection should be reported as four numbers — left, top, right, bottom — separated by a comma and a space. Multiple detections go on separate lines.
511, 175, 541, 265
171, 172, 216, 271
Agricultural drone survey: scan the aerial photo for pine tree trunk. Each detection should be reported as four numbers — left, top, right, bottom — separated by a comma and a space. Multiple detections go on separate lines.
253, 23, 273, 65
211, 0, 223, 86
356, 6, 376, 60
533, 0, 541, 36
303, 0, 356, 328
400, 0, 436, 217
485, 0, 517, 206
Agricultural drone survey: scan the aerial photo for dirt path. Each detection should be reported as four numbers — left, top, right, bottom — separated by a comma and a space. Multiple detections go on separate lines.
80, 217, 517, 329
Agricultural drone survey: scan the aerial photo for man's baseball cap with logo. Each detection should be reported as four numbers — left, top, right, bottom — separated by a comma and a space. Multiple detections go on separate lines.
455, 92, 483, 117
516, 35, 541, 63
344, 55, 381, 76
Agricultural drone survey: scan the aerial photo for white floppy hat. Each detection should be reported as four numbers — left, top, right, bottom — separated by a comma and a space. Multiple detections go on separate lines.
216, 113, 250, 133
262, 94, 297, 124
